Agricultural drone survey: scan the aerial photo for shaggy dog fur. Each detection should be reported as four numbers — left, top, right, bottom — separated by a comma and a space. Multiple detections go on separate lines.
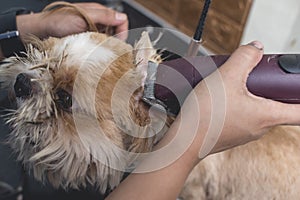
180, 126, 300, 199
0, 31, 169, 193
1, 2, 300, 199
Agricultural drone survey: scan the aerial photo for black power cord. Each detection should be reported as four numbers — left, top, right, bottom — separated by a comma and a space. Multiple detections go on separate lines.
193, 0, 211, 41
186, 0, 212, 56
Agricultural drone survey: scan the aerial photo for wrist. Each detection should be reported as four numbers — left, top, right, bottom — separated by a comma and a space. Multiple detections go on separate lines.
16, 13, 45, 42
0, 8, 32, 57
175, 85, 213, 165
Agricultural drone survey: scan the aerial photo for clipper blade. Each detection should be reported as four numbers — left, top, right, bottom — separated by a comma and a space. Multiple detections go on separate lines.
142, 61, 170, 115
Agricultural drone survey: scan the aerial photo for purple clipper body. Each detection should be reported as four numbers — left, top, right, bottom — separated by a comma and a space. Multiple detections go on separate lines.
143, 54, 300, 115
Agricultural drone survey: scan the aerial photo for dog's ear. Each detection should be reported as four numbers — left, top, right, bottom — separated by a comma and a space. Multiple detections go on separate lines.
134, 32, 158, 70
133, 31, 159, 85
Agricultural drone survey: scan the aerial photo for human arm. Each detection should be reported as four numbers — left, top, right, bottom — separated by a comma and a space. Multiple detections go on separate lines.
16, 2, 128, 41
0, 2, 128, 59
106, 41, 300, 199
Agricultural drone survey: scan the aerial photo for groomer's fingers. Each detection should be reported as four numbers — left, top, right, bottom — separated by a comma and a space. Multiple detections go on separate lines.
74, 2, 127, 25
78, 5, 128, 28
75, 2, 108, 9
87, 8, 128, 38
75, 3, 128, 39
269, 102, 300, 125
75, 2, 127, 25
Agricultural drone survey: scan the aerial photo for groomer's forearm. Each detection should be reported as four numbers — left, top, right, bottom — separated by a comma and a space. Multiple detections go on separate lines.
106, 109, 209, 199
106, 123, 197, 199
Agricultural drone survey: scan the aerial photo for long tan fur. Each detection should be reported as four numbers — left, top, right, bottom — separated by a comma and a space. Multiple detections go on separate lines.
0, 31, 167, 192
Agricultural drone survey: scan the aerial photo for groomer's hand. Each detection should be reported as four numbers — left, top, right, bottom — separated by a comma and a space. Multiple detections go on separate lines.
16, 2, 128, 42
177, 41, 300, 163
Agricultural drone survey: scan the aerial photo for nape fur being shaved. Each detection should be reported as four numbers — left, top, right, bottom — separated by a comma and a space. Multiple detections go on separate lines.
1, 2, 300, 199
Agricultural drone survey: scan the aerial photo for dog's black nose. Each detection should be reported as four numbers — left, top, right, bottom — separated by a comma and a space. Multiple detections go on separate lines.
14, 73, 32, 98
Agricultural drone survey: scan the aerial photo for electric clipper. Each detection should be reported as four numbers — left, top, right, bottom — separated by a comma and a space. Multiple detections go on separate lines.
142, 54, 300, 116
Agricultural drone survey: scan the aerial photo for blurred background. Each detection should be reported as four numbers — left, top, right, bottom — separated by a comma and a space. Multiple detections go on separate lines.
129, 0, 300, 54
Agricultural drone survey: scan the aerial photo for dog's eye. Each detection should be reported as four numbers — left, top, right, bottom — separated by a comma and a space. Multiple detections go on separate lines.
55, 89, 72, 112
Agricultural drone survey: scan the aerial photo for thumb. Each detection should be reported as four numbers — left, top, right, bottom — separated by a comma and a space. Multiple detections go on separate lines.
221, 41, 264, 75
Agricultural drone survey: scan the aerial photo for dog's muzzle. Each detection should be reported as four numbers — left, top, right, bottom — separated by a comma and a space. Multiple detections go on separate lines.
14, 73, 32, 98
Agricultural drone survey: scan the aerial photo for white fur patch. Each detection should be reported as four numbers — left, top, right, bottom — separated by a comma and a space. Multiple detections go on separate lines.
54, 33, 116, 66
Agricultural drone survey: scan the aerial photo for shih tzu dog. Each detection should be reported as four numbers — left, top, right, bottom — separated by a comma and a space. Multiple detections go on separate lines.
1, 2, 300, 200
0, 31, 169, 193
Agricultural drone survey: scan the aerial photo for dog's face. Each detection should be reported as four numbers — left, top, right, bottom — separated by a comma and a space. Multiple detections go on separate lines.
0, 32, 168, 192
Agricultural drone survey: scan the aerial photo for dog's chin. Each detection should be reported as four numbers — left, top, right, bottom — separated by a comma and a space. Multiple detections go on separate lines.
8, 112, 127, 193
